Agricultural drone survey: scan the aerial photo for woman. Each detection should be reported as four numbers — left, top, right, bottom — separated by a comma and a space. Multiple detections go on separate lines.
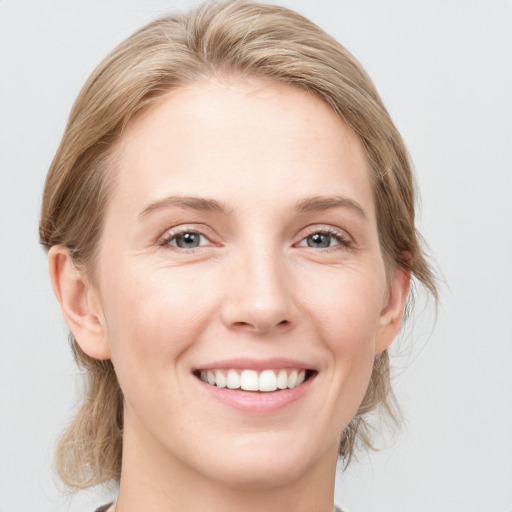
39, 1, 437, 511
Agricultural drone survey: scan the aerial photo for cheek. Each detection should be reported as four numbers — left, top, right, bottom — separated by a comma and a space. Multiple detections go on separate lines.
302, 267, 384, 403
302, 265, 384, 346
99, 264, 218, 385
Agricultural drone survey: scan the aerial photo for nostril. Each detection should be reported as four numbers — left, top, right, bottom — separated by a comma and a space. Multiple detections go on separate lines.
234, 321, 251, 328
232, 319, 290, 331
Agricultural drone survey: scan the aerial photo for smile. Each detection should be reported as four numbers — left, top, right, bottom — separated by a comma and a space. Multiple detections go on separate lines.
196, 368, 312, 392
193, 362, 317, 413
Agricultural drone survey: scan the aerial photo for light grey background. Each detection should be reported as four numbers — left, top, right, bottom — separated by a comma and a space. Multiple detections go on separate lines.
1, 1, 511, 511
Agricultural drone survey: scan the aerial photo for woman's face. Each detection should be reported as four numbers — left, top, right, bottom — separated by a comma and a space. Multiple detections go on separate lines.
85, 79, 407, 487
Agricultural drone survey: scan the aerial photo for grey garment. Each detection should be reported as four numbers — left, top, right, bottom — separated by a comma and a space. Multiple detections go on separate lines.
96, 504, 345, 511
95, 505, 112, 512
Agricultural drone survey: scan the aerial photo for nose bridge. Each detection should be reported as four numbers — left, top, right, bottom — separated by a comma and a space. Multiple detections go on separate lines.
221, 237, 296, 333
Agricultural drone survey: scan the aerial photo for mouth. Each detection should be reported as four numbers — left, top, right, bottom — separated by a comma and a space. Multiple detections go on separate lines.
193, 368, 317, 392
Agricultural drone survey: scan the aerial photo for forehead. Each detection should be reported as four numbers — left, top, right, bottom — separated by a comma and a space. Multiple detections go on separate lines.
110, 78, 375, 219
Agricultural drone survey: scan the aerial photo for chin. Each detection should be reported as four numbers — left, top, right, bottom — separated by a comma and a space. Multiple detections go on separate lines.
191, 431, 330, 490
205, 459, 308, 491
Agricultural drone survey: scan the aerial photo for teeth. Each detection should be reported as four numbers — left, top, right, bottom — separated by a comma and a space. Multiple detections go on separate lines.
277, 369, 288, 389
259, 370, 277, 392
240, 369, 259, 391
287, 369, 298, 388
226, 369, 241, 389
199, 368, 309, 392
215, 370, 227, 388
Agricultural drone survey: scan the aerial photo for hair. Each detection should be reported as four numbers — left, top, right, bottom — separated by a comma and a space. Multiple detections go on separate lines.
40, 0, 437, 490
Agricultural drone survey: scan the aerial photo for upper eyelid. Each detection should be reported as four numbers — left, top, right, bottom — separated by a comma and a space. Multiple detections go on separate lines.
297, 224, 353, 241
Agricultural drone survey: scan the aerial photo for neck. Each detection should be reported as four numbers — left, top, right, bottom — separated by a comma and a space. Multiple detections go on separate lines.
115, 409, 338, 512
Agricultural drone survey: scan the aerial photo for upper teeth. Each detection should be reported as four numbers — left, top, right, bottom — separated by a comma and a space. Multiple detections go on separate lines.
199, 369, 306, 392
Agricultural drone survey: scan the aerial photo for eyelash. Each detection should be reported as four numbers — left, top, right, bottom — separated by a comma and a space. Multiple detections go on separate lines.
158, 227, 214, 250
158, 226, 353, 252
297, 227, 353, 251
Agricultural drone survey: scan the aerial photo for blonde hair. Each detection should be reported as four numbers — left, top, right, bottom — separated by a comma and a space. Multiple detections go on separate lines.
40, 0, 437, 490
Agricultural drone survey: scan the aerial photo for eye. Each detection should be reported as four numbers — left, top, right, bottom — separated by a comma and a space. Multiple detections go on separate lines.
296, 229, 351, 249
161, 230, 210, 249
304, 232, 338, 248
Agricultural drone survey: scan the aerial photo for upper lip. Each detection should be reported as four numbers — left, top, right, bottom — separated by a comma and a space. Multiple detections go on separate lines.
194, 357, 315, 371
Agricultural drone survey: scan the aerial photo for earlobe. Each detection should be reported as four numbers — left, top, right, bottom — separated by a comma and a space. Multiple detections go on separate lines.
375, 266, 411, 355
48, 246, 111, 360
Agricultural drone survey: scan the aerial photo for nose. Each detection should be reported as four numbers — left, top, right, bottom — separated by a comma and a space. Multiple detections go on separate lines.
220, 245, 299, 335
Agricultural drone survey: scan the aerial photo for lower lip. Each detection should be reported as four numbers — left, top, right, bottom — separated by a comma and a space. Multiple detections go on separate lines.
196, 374, 316, 414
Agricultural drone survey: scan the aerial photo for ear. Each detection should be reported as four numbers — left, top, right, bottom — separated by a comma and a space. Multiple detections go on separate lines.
375, 265, 411, 355
48, 245, 111, 360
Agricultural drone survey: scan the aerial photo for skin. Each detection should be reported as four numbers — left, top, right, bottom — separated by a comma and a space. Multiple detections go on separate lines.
49, 78, 410, 512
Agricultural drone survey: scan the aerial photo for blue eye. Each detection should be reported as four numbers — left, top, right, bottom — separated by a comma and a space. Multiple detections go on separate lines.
165, 231, 209, 249
306, 232, 337, 248
297, 230, 350, 249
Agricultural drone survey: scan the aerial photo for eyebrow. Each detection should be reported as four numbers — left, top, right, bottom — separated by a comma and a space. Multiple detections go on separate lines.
138, 194, 368, 220
295, 195, 368, 220
138, 196, 232, 218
